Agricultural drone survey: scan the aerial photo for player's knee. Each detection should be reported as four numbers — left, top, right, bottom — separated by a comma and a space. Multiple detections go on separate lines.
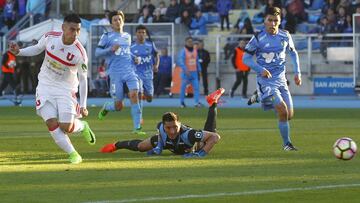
59, 123, 73, 133
213, 133, 221, 143
45, 118, 59, 131
115, 102, 124, 111
129, 91, 139, 103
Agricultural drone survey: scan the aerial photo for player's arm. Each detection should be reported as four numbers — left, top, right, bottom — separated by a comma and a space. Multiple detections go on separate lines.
2, 53, 9, 68
243, 36, 272, 78
95, 33, 114, 57
184, 130, 220, 157
12, 35, 46, 56
152, 42, 160, 72
78, 58, 89, 117
199, 131, 221, 154
287, 33, 302, 86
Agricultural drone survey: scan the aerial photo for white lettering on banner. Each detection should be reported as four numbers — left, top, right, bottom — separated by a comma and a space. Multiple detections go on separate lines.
328, 82, 354, 88
314, 82, 328, 88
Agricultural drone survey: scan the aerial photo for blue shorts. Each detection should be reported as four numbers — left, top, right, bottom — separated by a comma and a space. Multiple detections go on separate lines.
109, 72, 139, 101
257, 83, 293, 111
140, 78, 154, 97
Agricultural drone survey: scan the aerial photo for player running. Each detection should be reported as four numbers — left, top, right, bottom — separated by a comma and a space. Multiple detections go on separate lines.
131, 25, 159, 124
95, 10, 145, 136
243, 7, 301, 151
100, 88, 224, 157
10, 13, 95, 164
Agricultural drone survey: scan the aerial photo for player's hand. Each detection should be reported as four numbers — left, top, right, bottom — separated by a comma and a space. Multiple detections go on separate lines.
134, 56, 141, 64
261, 69, 272, 78
9, 42, 19, 55
80, 107, 89, 117
153, 65, 158, 73
183, 149, 207, 158
294, 74, 302, 86
111, 44, 120, 52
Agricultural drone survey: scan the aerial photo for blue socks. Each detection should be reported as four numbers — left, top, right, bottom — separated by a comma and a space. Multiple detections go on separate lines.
131, 103, 142, 129
278, 121, 290, 145
104, 102, 116, 111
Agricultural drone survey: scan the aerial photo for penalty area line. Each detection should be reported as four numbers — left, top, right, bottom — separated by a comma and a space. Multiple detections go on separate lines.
85, 183, 360, 203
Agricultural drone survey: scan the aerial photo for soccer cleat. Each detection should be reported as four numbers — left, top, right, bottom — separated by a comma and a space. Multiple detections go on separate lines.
180, 102, 186, 108
81, 121, 96, 145
100, 143, 117, 153
133, 127, 147, 136
247, 91, 259, 106
206, 88, 225, 106
283, 143, 298, 151
69, 151, 82, 164
98, 102, 109, 120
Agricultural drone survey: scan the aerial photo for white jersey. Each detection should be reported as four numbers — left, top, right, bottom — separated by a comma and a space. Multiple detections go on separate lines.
18, 31, 88, 107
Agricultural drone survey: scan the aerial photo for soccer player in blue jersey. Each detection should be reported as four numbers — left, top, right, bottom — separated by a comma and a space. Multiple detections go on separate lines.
131, 25, 159, 121
100, 88, 225, 157
95, 10, 145, 136
243, 7, 301, 151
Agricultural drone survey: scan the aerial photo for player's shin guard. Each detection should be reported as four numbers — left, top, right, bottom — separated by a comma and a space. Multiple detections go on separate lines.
278, 121, 291, 145
50, 127, 75, 154
203, 103, 217, 132
115, 140, 142, 151
131, 103, 142, 129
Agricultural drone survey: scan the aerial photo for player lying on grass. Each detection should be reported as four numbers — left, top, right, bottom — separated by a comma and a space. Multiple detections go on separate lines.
100, 88, 224, 157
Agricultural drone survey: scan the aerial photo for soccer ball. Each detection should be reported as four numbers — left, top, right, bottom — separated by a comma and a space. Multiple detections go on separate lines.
333, 137, 357, 160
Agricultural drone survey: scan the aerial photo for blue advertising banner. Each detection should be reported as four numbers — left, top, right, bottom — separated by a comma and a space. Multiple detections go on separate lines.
313, 77, 355, 95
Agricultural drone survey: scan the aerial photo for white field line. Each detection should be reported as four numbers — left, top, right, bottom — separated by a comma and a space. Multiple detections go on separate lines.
84, 183, 360, 203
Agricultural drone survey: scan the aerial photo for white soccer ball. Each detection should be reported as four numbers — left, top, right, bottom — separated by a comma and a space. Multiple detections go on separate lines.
333, 137, 357, 160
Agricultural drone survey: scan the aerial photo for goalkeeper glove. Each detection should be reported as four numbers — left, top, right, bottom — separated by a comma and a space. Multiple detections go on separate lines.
183, 149, 207, 158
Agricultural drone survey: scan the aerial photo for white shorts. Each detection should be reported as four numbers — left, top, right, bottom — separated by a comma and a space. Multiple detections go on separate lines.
35, 91, 80, 123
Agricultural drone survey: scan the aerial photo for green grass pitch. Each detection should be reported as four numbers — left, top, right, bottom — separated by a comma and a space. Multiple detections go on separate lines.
0, 107, 360, 202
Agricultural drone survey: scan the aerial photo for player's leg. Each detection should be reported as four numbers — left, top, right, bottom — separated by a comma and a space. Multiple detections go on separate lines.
126, 75, 145, 136
0, 73, 11, 96
273, 88, 297, 151
204, 88, 225, 132
37, 101, 81, 163
142, 78, 154, 103
180, 72, 188, 107
101, 136, 156, 153
58, 96, 96, 145
280, 85, 294, 120
230, 71, 242, 97
189, 71, 201, 106
242, 71, 249, 98
98, 75, 124, 120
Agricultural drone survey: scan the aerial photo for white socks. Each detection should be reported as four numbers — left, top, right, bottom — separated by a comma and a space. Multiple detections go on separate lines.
72, 119, 85, 133
50, 127, 75, 154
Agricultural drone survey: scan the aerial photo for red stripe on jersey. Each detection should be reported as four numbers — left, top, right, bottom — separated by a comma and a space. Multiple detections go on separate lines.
45, 31, 62, 37
75, 42, 85, 61
46, 50, 76, 66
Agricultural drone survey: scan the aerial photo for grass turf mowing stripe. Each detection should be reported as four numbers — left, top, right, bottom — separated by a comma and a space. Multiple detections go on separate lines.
84, 183, 360, 203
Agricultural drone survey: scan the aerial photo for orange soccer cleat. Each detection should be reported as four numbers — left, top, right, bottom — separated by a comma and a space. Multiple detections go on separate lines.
100, 143, 117, 153
206, 88, 225, 106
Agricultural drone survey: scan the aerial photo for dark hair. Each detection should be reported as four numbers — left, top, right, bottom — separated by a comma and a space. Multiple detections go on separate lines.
108, 10, 125, 23
265, 7, 281, 17
162, 112, 179, 123
64, 13, 81, 24
185, 36, 192, 42
135, 24, 153, 41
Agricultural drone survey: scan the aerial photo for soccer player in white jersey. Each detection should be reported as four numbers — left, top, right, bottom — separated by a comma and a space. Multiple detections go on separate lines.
243, 7, 301, 151
10, 13, 96, 164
